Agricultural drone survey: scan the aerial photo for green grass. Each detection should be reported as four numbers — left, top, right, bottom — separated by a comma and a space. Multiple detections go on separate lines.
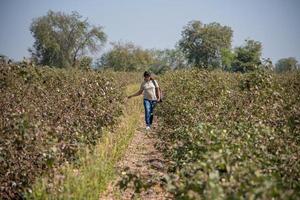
26, 84, 143, 200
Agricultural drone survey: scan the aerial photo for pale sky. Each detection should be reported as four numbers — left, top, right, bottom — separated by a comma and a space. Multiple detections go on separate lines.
0, 0, 300, 63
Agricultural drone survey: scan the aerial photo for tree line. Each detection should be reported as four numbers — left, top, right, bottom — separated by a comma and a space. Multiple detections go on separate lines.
2, 10, 299, 73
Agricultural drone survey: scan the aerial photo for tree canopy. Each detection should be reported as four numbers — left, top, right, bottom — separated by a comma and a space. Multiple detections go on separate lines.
97, 42, 154, 71
275, 57, 299, 72
29, 10, 106, 68
231, 39, 262, 72
179, 20, 233, 69
149, 47, 189, 74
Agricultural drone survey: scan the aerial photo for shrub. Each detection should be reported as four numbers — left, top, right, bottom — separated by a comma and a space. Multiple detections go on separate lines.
0, 63, 125, 199
156, 69, 300, 199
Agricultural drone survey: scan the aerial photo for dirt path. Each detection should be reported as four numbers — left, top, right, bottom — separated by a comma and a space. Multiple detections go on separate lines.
100, 115, 172, 200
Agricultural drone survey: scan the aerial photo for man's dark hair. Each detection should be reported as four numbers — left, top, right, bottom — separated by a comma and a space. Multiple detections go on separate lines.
144, 71, 151, 77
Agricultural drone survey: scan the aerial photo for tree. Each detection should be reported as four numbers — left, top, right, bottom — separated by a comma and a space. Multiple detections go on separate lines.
149, 47, 189, 74
220, 48, 235, 71
0, 54, 8, 64
79, 56, 93, 70
232, 39, 262, 72
275, 57, 298, 72
29, 10, 106, 68
179, 20, 233, 69
98, 42, 154, 71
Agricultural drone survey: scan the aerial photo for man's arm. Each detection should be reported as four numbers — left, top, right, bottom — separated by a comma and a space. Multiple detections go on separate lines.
155, 87, 160, 101
128, 89, 143, 99
154, 80, 161, 101
157, 88, 161, 100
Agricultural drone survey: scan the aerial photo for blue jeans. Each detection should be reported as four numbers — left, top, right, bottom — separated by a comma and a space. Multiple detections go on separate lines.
143, 99, 157, 126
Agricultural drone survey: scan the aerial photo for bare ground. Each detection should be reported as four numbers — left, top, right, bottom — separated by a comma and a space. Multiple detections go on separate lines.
100, 115, 172, 200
